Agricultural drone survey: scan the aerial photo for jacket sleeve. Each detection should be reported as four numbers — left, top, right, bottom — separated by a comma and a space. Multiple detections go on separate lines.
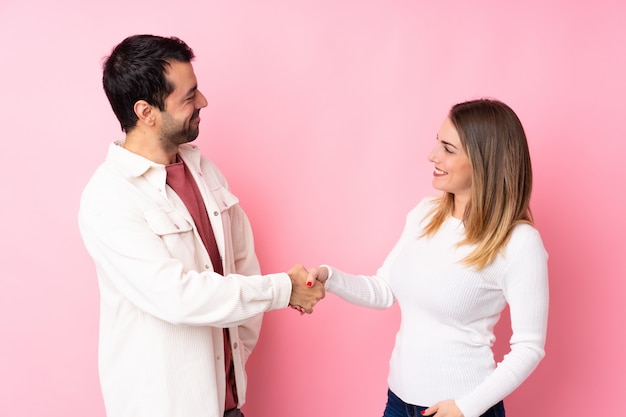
78, 167, 291, 328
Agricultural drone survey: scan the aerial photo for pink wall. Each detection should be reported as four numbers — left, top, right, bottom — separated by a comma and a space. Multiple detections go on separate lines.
1, 0, 624, 415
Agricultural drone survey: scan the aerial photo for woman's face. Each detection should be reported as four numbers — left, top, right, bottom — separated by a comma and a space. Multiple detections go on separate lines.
428, 117, 473, 205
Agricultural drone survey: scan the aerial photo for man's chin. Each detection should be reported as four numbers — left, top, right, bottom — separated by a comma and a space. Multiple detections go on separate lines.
185, 129, 200, 143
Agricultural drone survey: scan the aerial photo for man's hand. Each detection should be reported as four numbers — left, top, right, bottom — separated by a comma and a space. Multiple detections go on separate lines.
288, 264, 325, 314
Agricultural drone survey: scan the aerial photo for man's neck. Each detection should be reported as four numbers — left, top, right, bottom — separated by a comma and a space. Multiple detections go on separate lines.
123, 133, 178, 165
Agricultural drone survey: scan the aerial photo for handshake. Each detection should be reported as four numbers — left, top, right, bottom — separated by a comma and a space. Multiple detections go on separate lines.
286, 264, 329, 315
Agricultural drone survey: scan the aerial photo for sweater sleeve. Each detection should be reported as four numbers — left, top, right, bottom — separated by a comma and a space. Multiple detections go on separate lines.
325, 199, 433, 309
456, 226, 549, 417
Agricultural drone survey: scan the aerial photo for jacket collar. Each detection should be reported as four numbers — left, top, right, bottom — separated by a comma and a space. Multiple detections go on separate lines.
106, 141, 163, 178
105, 141, 203, 191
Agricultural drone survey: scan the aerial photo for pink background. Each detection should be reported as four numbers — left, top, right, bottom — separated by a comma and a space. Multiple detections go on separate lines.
1, 0, 624, 416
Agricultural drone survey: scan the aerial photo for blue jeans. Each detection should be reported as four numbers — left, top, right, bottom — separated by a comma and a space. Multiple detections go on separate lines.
224, 408, 244, 417
382, 389, 505, 417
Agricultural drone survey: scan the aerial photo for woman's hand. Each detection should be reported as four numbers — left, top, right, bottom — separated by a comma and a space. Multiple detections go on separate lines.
422, 400, 463, 417
305, 266, 330, 287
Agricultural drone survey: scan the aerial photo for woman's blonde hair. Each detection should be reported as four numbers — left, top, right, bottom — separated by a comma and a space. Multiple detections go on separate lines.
422, 98, 534, 269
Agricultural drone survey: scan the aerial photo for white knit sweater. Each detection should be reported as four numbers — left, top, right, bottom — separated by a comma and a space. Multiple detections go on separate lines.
325, 197, 549, 417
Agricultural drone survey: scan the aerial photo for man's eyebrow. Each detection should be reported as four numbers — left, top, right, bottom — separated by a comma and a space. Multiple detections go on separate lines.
184, 85, 198, 98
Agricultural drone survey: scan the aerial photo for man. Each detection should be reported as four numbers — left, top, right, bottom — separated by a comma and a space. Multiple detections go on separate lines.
78, 34, 324, 417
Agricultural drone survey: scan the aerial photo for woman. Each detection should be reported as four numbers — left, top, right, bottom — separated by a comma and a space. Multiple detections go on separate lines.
307, 99, 549, 417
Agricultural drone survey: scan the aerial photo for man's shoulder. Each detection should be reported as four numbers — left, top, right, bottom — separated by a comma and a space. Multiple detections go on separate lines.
80, 160, 135, 207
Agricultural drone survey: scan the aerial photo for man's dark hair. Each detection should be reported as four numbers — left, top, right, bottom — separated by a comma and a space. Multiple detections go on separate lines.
102, 35, 195, 132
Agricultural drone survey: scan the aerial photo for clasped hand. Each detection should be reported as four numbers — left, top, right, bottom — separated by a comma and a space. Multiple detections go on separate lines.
287, 264, 326, 314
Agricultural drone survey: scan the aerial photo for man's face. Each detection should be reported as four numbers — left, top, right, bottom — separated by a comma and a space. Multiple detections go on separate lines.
158, 61, 208, 147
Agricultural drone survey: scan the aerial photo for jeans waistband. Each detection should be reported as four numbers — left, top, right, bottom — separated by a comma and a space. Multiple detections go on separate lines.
386, 389, 505, 417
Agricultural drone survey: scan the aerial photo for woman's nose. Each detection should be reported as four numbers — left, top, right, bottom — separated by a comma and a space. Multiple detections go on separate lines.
428, 146, 438, 163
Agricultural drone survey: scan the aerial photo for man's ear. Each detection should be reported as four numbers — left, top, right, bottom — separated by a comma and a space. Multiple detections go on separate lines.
134, 100, 157, 126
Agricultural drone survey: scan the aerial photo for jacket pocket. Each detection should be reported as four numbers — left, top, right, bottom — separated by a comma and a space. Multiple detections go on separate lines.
210, 185, 239, 212
145, 209, 193, 236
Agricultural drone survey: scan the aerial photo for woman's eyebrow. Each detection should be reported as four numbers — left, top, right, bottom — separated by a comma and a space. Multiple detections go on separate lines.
437, 135, 458, 149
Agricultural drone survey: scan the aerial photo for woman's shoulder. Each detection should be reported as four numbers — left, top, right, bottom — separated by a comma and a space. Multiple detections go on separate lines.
506, 222, 548, 256
405, 196, 440, 224
389, 197, 439, 241
511, 222, 543, 240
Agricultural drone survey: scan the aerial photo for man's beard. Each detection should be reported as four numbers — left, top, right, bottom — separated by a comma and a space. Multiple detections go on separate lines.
160, 112, 200, 147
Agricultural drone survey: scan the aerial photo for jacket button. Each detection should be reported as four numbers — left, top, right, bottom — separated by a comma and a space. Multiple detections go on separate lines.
233, 342, 238, 349
213, 211, 219, 216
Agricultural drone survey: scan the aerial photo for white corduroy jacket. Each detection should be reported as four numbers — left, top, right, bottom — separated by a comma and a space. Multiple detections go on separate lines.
79, 141, 291, 417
